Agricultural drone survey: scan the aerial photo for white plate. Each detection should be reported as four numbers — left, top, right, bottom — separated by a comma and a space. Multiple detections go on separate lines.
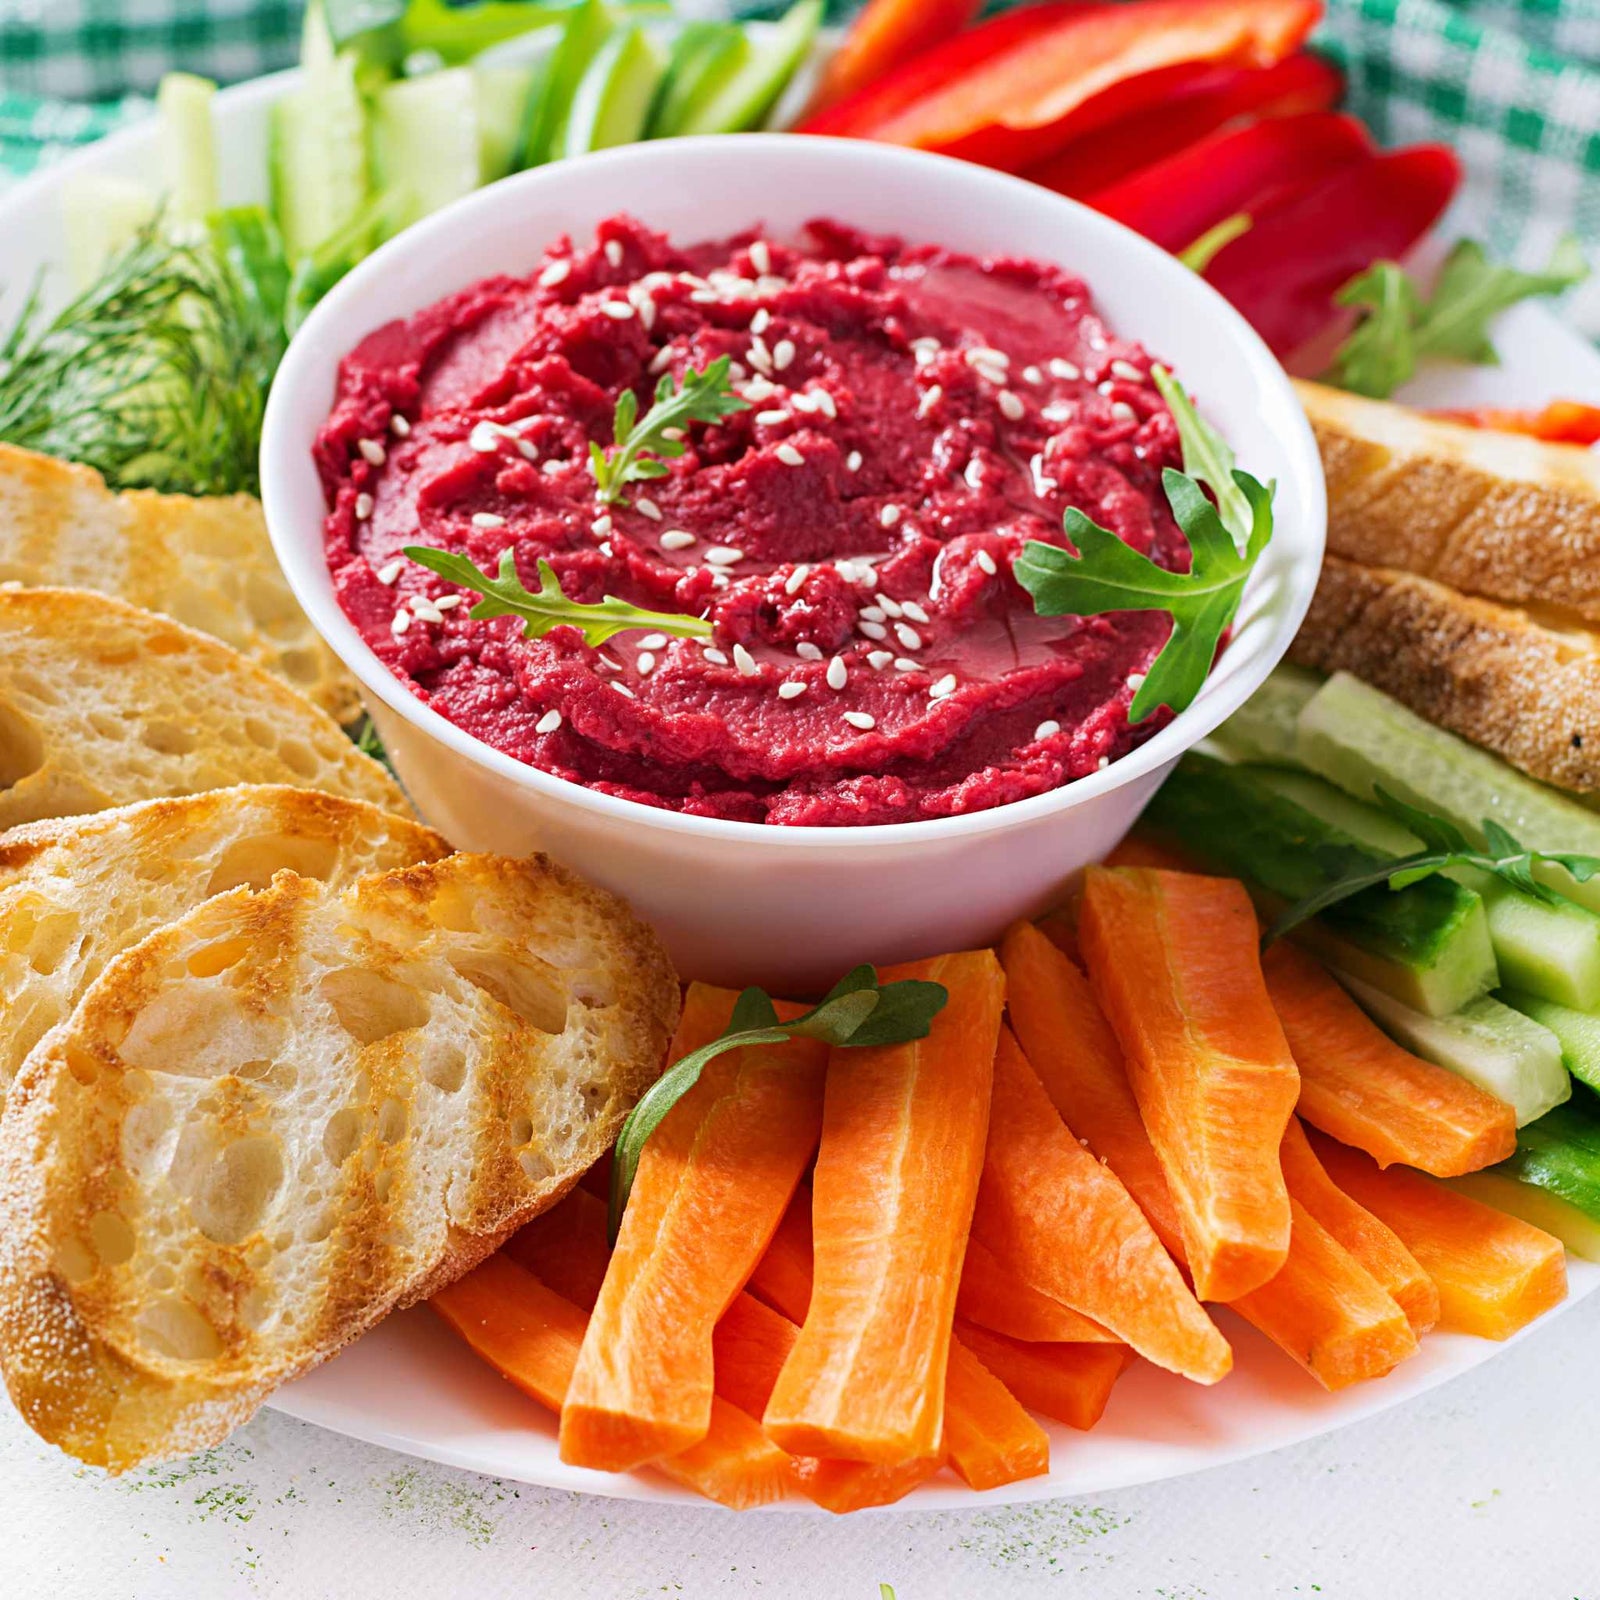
4, 68, 1599, 1511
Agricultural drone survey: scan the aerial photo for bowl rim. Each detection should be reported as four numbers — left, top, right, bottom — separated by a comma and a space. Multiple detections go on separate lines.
261, 131, 1326, 851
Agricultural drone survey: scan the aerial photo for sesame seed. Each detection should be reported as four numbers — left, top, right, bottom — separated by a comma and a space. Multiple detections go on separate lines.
377, 559, 403, 585
597, 653, 622, 671
542, 460, 564, 478
1128, 671, 1147, 691
637, 651, 656, 675
601, 300, 635, 321
784, 565, 810, 596
1022, 365, 1044, 386
633, 635, 665, 653
711, 570, 731, 588
846, 450, 863, 472
843, 710, 876, 731
390, 413, 411, 437
1049, 358, 1082, 380
598, 540, 614, 558
880, 504, 902, 528
902, 600, 930, 624
964, 458, 985, 490
894, 658, 919, 671
591, 515, 613, 538
748, 336, 773, 374
875, 594, 904, 620
1111, 358, 1143, 381
860, 605, 886, 623
858, 620, 888, 641
749, 240, 772, 276
355, 492, 374, 520
632, 289, 657, 329
536, 709, 562, 733
778, 680, 806, 700
894, 622, 923, 650
391, 609, 411, 635
867, 651, 894, 670
742, 377, 777, 402
914, 345, 938, 368
612, 682, 635, 698
1112, 401, 1138, 423
756, 409, 790, 425
660, 529, 695, 551
703, 647, 729, 666
826, 656, 848, 691
796, 641, 823, 661
772, 339, 796, 372
751, 308, 771, 335
705, 546, 744, 567
635, 497, 662, 521
411, 599, 443, 624
776, 444, 804, 467
975, 364, 1010, 389
1097, 755, 1110, 770
358, 438, 386, 466
814, 390, 839, 419
930, 674, 957, 700
470, 422, 501, 453
650, 347, 675, 375
690, 289, 719, 304
540, 259, 572, 287
912, 336, 940, 353
434, 594, 462, 610
733, 643, 758, 676
998, 390, 1025, 422
1035, 720, 1061, 740
604, 239, 624, 267
917, 386, 942, 420
1030, 453, 1057, 496
976, 550, 998, 576
516, 440, 540, 462
472, 511, 506, 529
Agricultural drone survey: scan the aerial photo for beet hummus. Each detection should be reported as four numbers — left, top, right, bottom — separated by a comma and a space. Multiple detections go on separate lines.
318, 215, 1189, 826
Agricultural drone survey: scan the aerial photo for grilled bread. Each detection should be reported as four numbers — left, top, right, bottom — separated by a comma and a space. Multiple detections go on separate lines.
0, 786, 449, 1105
0, 445, 358, 722
0, 851, 678, 1471
0, 588, 405, 828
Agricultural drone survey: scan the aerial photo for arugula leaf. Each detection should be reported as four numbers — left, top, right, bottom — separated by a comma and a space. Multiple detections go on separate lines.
1176, 212, 1252, 274
1262, 788, 1600, 947
1149, 366, 1256, 552
591, 355, 750, 505
608, 966, 948, 1237
1326, 236, 1589, 399
403, 546, 712, 646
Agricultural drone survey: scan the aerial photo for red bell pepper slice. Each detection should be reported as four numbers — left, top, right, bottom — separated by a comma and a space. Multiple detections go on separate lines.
1027, 51, 1344, 200
800, 0, 1323, 175
1090, 111, 1373, 253
1429, 401, 1600, 447
806, 0, 983, 118
1203, 144, 1462, 358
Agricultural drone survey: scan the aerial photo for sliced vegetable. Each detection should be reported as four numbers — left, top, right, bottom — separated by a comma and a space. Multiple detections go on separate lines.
375, 67, 484, 230
158, 73, 220, 222
941, 1339, 1051, 1492
1144, 754, 1496, 1017
1203, 145, 1460, 358
1502, 990, 1600, 1095
563, 24, 667, 157
953, 1324, 1133, 1432
674, 0, 823, 137
1263, 941, 1517, 1176
476, 63, 540, 178
646, 21, 749, 139
1430, 400, 1600, 447
1102, 834, 1205, 877
521, 0, 616, 165
806, 0, 980, 118
1459, 1097, 1600, 1264
762, 951, 1003, 1465
1279, 1117, 1439, 1333
1079, 866, 1300, 1302
958, 1235, 1118, 1345
561, 985, 828, 1472
1209, 663, 1322, 767
60, 175, 158, 291
1089, 112, 1372, 256
1310, 1132, 1568, 1340
999, 919, 1186, 1255
504, 1185, 612, 1308
972, 1026, 1232, 1382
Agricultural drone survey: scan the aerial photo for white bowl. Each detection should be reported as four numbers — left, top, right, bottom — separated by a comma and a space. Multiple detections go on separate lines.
262, 134, 1324, 992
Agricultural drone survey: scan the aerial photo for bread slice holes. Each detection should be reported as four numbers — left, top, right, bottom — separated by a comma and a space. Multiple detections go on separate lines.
447, 950, 568, 1035
6, 900, 79, 976
277, 738, 320, 780
519, 1148, 554, 1182
88, 1210, 136, 1267
509, 1115, 534, 1147
376, 1097, 408, 1145
7, 668, 60, 707
186, 936, 252, 978
0, 701, 44, 795
425, 882, 479, 934
205, 833, 340, 896
53, 1236, 97, 1286
319, 967, 429, 1045
187, 1133, 285, 1246
421, 1043, 467, 1094
140, 720, 198, 757
136, 1298, 222, 1362
322, 1107, 366, 1166
87, 711, 128, 741
243, 716, 277, 750
277, 648, 321, 684
374, 1168, 396, 1203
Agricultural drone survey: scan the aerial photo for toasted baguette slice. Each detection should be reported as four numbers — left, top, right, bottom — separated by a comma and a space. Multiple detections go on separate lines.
1290, 555, 1600, 793
0, 444, 357, 721
1295, 379, 1600, 628
0, 852, 678, 1471
0, 588, 405, 827
0, 786, 449, 1103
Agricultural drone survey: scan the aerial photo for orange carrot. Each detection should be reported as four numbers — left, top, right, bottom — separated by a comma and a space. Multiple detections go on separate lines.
941, 1339, 1051, 1491
746, 1190, 815, 1325
1104, 833, 1204, 873
973, 1026, 1232, 1383
504, 1187, 612, 1309
955, 1322, 1134, 1431
763, 951, 1003, 1465
1263, 942, 1517, 1176
1279, 1118, 1439, 1334
1229, 1199, 1418, 1390
1000, 919, 1186, 1255
1079, 867, 1300, 1301
959, 1235, 1118, 1344
562, 984, 829, 1471
1311, 1132, 1568, 1340
431, 1255, 798, 1510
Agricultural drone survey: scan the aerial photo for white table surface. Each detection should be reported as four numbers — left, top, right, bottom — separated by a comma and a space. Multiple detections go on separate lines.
3, 1291, 1596, 1599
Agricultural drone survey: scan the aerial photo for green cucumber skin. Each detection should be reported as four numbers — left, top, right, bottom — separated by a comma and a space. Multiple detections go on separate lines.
1449, 1169, 1600, 1260
674, 0, 822, 136
1145, 754, 1496, 1016
1498, 1095, 1600, 1222
1502, 989, 1600, 1094
563, 25, 667, 158
1210, 664, 1323, 768
521, 0, 615, 167
1297, 671, 1600, 914
647, 22, 749, 138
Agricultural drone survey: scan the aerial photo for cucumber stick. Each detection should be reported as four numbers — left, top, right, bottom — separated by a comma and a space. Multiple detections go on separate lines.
1449, 1168, 1600, 1261
376, 69, 483, 230
1210, 664, 1323, 767
1501, 989, 1600, 1094
1297, 671, 1600, 915
648, 21, 750, 138
157, 73, 219, 221
563, 25, 667, 157
1145, 755, 1496, 1016
1340, 973, 1570, 1126
476, 64, 539, 180
674, 0, 822, 135
522, 0, 616, 165
1251, 766, 1600, 1010
61, 175, 156, 289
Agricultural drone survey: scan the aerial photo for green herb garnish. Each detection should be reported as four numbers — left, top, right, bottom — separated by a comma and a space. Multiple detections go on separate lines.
590, 355, 749, 505
403, 546, 711, 646
608, 966, 949, 1237
1262, 787, 1600, 947
1326, 236, 1589, 399
1016, 371, 1273, 723
1177, 213, 1252, 274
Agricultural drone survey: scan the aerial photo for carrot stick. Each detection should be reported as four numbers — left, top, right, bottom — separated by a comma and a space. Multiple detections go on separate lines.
1279, 1118, 1439, 1334
1263, 942, 1517, 1176
745, 1190, 815, 1325
763, 951, 1004, 1465
1229, 1199, 1418, 1390
973, 1025, 1232, 1383
941, 1339, 1050, 1491
431, 1255, 798, 1510
562, 984, 829, 1471
1000, 919, 1187, 1255
954, 1322, 1135, 1431
1079, 867, 1300, 1301
959, 1235, 1119, 1344
1104, 834, 1204, 873
504, 1187, 612, 1309
1310, 1132, 1568, 1340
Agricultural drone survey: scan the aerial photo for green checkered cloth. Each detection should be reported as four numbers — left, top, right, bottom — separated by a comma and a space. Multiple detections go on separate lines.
5, 0, 1600, 309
